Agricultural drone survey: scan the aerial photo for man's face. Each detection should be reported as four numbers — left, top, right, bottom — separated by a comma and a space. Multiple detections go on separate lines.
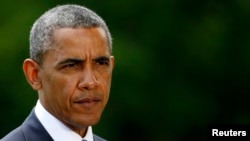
37, 27, 114, 130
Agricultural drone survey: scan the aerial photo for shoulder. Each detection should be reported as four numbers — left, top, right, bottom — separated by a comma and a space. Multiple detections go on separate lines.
1, 127, 25, 141
93, 134, 107, 141
1, 109, 52, 141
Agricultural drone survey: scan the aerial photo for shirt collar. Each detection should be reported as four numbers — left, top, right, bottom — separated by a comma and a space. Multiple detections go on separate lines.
35, 100, 93, 141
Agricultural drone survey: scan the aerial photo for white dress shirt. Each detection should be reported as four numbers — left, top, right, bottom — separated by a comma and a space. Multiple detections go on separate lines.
35, 100, 93, 141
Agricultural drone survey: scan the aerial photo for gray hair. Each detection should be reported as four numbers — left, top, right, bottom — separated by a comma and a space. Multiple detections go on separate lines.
29, 4, 112, 65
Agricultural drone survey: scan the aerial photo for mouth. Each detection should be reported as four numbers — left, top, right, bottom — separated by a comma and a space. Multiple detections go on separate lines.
74, 97, 101, 108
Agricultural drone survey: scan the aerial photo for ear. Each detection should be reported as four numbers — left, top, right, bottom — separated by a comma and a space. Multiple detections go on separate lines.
110, 56, 115, 69
22, 59, 42, 90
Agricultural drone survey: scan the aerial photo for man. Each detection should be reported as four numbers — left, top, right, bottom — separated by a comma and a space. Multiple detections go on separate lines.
1, 4, 114, 141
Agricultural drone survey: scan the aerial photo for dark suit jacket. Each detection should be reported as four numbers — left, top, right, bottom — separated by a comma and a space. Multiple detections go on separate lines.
1, 110, 106, 141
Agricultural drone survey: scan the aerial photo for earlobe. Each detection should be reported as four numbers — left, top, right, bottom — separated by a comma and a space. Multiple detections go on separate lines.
23, 59, 42, 90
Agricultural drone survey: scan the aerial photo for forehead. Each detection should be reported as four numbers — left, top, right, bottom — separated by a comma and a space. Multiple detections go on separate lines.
52, 27, 107, 46
43, 27, 110, 63
56, 27, 109, 51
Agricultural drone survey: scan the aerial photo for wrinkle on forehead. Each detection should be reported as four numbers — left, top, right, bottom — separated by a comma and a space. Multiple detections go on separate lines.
42, 27, 110, 67
52, 27, 108, 47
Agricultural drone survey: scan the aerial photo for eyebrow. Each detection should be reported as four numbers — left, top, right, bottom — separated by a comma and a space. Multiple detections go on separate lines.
57, 58, 83, 66
57, 56, 110, 66
93, 56, 110, 62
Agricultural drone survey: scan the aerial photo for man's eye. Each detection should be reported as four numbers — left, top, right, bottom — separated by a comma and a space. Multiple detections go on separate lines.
63, 63, 78, 68
97, 60, 109, 66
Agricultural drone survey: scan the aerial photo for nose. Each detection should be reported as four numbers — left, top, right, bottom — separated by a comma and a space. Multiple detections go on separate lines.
78, 68, 98, 90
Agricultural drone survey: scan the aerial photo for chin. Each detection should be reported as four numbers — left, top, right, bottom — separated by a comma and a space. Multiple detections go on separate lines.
77, 115, 101, 126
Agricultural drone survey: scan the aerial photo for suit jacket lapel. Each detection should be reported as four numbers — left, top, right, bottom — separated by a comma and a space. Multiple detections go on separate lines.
21, 109, 53, 141
93, 134, 106, 141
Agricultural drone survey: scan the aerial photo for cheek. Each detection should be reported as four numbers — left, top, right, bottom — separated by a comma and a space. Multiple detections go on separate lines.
99, 73, 112, 98
51, 77, 79, 114
98, 70, 111, 84
61, 76, 79, 97
46, 74, 77, 102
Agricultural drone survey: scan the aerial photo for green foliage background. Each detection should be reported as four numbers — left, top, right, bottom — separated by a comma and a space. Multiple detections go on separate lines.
0, 0, 250, 140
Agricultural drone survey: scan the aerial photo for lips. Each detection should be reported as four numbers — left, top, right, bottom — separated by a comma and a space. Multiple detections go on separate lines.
74, 97, 101, 108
